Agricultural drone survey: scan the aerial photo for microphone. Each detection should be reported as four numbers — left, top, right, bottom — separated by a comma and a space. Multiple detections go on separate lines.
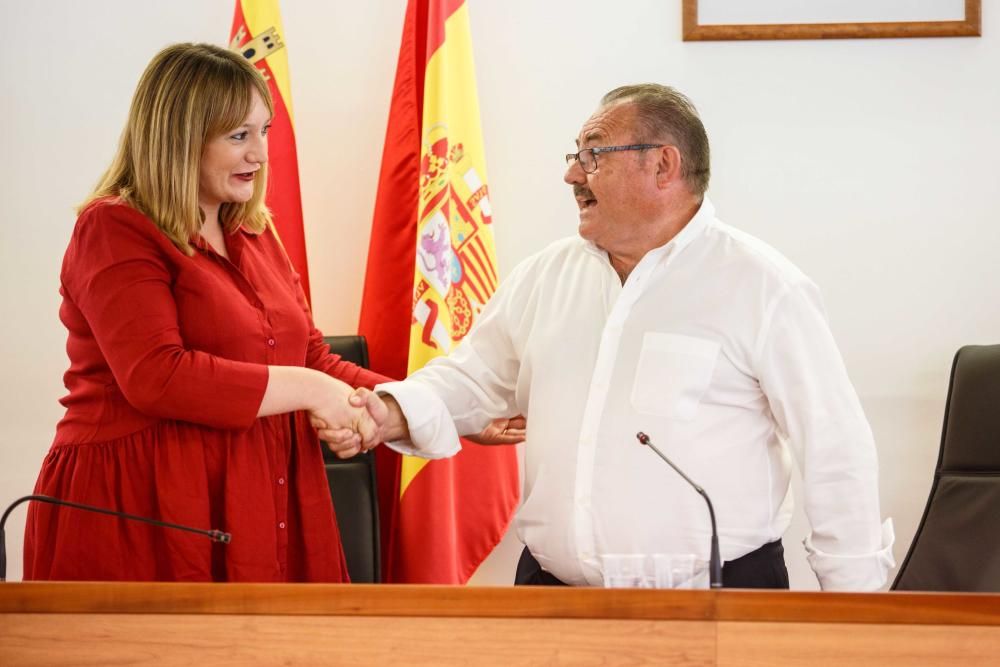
636, 432, 723, 589
1, 494, 231, 582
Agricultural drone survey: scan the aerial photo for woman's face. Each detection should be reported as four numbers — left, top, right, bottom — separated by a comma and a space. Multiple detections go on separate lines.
199, 88, 271, 214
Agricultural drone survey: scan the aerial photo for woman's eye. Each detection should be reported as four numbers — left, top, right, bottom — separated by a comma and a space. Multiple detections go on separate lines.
231, 131, 248, 141
262, 124, 271, 136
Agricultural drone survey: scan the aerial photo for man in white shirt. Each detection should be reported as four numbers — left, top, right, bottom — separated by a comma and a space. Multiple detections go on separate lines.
328, 84, 894, 590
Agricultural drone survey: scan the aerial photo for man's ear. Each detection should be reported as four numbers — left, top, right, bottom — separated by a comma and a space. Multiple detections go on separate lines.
655, 145, 682, 189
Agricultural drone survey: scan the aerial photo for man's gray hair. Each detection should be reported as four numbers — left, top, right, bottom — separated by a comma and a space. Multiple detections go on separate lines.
601, 84, 711, 196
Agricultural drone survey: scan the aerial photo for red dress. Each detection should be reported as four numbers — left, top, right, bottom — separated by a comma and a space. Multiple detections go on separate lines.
23, 198, 386, 582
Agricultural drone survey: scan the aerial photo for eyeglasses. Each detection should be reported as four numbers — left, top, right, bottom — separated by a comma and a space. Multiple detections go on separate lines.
565, 144, 665, 174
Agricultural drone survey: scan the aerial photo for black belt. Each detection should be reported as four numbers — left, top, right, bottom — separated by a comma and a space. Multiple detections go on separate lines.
515, 539, 788, 589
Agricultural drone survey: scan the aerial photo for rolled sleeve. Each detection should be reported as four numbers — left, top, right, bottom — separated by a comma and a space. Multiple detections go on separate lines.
806, 519, 896, 591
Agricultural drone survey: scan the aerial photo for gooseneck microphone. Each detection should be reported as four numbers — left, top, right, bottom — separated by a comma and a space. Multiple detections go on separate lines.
636, 432, 723, 589
1, 494, 231, 582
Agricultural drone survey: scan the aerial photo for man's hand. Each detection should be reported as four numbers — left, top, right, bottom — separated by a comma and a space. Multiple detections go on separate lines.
347, 387, 389, 431
465, 415, 526, 445
309, 384, 386, 459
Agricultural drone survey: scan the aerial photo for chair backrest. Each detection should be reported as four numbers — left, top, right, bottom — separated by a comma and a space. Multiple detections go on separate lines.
321, 335, 380, 583
892, 344, 1000, 591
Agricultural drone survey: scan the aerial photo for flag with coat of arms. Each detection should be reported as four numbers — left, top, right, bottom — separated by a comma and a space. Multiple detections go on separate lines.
359, 0, 520, 583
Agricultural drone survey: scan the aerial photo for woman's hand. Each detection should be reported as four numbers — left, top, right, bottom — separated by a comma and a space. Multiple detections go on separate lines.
312, 387, 417, 458
309, 381, 385, 459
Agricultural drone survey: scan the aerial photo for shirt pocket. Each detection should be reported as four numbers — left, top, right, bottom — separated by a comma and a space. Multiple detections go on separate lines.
630, 332, 720, 420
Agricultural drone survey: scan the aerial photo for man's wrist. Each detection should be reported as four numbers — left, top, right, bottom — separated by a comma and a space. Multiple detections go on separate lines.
378, 393, 410, 442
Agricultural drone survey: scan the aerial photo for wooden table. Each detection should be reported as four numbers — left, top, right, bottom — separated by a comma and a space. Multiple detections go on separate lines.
2, 583, 998, 665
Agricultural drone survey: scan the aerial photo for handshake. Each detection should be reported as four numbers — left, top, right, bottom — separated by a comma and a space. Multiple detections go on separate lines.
307, 378, 526, 459
308, 386, 396, 459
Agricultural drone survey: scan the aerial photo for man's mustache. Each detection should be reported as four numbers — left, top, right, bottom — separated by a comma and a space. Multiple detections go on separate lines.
573, 185, 595, 200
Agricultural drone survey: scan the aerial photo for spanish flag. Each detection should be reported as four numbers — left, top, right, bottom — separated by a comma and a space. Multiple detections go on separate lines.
359, 0, 520, 583
230, 0, 311, 301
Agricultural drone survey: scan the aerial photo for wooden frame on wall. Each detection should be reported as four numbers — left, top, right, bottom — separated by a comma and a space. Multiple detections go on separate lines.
682, 0, 982, 41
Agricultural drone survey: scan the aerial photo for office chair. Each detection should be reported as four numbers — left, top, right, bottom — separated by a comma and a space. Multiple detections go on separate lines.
321, 335, 381, 583
892, 344, 1000, 591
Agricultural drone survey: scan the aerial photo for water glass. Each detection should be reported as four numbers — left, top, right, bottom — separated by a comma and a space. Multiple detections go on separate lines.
652, 553, 700, 589
600, 554, 647, 588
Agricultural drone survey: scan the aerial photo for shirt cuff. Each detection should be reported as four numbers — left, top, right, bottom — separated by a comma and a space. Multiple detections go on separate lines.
805, 519, 896, 591
375, 380, 462, 460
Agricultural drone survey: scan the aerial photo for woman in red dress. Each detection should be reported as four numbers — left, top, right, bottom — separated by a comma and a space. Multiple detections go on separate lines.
23, 43, 385, 582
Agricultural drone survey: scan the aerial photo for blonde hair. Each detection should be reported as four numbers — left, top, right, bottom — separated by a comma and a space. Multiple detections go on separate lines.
82, 42, 274, 254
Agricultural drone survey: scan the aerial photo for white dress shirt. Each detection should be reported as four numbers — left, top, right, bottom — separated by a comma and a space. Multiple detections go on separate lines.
378, 198, 894, 590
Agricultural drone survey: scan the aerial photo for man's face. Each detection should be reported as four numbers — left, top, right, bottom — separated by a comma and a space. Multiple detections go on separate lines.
564, 103, 660, 255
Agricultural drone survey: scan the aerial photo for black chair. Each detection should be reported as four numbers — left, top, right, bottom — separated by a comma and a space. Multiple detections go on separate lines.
892, 344, 1000, 591
321, 335, 381, 583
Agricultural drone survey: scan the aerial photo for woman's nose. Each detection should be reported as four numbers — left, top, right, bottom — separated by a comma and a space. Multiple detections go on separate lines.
248, 136, 268, 165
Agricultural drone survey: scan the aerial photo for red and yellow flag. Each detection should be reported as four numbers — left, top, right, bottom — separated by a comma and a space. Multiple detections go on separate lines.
230, 0, 311, 301
359, 0, 520, 583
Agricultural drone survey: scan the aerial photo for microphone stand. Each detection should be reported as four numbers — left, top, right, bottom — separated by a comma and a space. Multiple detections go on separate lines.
1, 494, 231, 582
636, 432, 723, 589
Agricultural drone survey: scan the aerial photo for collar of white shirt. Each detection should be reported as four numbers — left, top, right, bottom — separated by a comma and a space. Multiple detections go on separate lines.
580, 197, 716, 271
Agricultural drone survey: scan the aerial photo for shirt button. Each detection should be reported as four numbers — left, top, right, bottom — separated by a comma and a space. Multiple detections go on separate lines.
278, 521, 286, 529
267, 338, 276, 347
277, 477, 285, 485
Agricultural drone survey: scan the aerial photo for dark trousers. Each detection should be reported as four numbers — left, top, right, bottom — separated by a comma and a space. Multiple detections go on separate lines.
515, 539, 789, 589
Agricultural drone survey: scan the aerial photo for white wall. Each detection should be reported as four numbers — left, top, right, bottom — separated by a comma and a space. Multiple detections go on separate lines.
2, 0, 997, 588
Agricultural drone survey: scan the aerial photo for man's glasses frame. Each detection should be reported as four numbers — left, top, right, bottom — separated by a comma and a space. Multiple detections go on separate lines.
565, 144, 665, 174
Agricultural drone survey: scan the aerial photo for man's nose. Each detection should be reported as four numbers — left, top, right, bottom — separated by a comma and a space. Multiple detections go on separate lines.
564, 158, 585, 185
